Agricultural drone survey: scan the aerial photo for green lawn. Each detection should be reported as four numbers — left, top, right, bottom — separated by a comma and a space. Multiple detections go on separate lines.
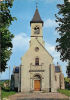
58, 89, 70, 97
1, 89, 16, 99
0, 80, 16, 99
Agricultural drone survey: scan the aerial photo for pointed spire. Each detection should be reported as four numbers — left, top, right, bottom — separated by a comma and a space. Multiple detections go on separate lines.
30, 8, 43, 25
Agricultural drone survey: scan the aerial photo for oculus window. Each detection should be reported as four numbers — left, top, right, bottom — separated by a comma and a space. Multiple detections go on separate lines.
35, 47, 39, 52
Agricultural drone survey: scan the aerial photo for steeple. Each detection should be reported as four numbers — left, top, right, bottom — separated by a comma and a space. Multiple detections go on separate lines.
30, 8, 43, 25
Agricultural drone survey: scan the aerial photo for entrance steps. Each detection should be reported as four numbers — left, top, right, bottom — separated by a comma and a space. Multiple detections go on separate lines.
33, 91, 44, 93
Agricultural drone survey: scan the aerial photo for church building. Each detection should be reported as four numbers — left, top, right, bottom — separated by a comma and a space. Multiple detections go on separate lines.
11, 8, 65, 92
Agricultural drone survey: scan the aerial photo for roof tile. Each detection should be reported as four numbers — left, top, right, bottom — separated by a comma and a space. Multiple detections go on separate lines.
30, 8, 43, 25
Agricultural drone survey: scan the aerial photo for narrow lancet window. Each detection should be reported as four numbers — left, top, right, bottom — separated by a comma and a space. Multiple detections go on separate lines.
35, 58, 39, 65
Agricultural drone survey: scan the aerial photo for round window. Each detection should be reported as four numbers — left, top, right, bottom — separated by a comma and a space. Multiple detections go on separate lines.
35, 47, 39, 52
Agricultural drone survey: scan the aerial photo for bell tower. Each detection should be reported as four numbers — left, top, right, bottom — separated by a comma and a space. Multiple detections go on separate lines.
30, 8, 44, 46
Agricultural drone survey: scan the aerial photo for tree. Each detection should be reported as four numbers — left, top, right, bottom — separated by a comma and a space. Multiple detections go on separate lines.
66, 60, 70, 78
55, 0, 70, 61
64, 77, 70, 89
0, 0, 16, 72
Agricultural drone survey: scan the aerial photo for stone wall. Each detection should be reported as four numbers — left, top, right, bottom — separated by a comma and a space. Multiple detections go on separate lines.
55, 72, 65, 90
14, 73, 19, 89
20, 30, 56, 92
20, 22, 58, 93
60, 73, 65, 89
55, 73, 61, 89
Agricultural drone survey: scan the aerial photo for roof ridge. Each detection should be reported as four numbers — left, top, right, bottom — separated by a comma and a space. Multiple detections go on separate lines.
36, 38, 53, 59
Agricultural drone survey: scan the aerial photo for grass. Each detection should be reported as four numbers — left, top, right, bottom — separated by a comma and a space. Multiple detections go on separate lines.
0, 80, 16, 99
1, 89, 16, 99
58, 89, 70, 97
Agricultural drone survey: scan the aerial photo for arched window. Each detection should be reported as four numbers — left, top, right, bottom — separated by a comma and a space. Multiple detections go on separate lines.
35, 58, 39, 65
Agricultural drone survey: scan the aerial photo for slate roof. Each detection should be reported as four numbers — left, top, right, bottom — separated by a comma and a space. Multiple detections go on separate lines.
55, 66, 61, 73
13, 67, 19, 73
30, 8, 43, 25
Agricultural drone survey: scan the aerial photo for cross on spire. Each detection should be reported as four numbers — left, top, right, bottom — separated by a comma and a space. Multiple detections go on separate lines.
30, 2, 43, 26
36, 2, 38, 9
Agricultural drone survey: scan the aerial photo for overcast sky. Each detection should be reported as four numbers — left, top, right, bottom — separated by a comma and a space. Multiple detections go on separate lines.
0, 0, 67, 80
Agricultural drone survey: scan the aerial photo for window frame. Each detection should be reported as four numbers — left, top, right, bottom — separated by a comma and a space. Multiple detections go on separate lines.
35, 57, 39, 66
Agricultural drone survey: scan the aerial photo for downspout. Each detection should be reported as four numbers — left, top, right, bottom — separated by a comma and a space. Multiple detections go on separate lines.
49, 64, 51, 92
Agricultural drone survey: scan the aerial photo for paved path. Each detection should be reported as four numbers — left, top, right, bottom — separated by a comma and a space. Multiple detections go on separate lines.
8, 92, 69, 100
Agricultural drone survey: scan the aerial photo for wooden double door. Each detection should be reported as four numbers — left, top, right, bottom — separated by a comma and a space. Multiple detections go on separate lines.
34, 80, 40, 91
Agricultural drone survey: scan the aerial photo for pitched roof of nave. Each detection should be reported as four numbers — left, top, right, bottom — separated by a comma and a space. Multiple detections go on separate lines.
30, 8, 43, 25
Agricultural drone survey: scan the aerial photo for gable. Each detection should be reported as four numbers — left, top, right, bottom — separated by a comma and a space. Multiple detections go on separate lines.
36, 38, 53, 60
21, 37, 53, 66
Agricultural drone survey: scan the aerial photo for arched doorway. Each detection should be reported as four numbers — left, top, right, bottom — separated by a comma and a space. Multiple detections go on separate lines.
33, 75, 41, 91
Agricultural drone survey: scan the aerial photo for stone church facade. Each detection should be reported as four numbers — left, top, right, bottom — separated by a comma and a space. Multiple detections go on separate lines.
11, 8, 65, 92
